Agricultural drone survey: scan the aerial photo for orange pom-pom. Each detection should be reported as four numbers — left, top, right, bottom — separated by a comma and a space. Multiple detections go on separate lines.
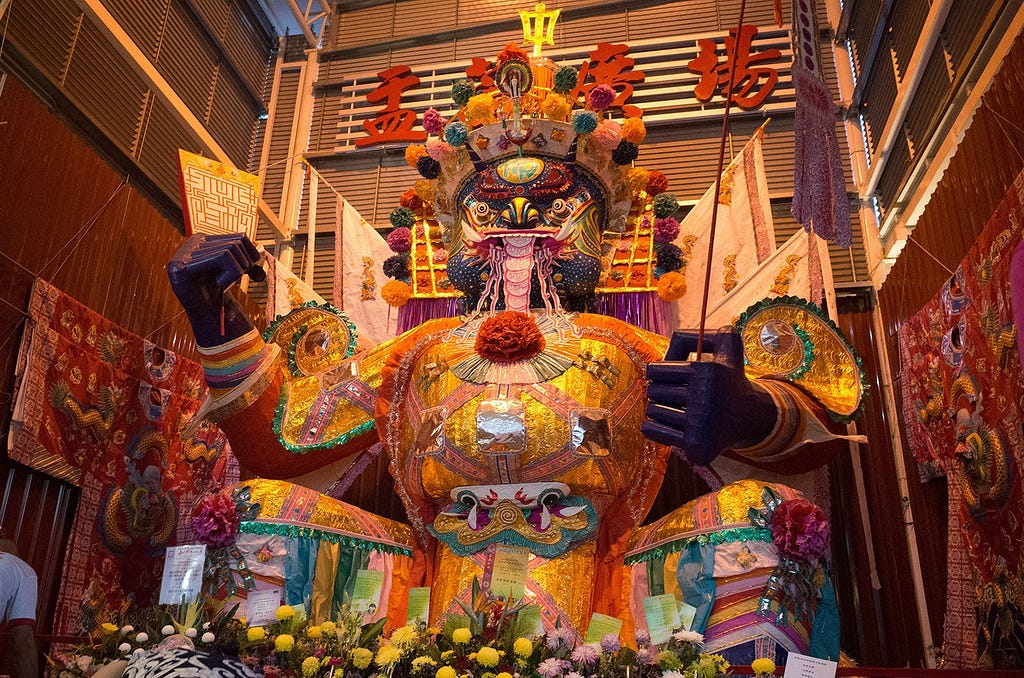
399, 188, 424, 211
622, 117, 647, 144
382, 280, 413, 307
656, 271, 686, 301
474, 311, 546, 364
646, 170, 669, 195
627, 167, 650, 194
405, 144, 427, 168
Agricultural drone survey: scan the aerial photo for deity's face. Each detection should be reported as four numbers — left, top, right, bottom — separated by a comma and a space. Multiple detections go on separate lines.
445, 154, 607, 313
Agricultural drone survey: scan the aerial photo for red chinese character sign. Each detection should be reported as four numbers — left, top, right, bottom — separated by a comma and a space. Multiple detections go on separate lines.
356, 65, 428, 147
573, 42, 646, 113
688, 25, 781, 110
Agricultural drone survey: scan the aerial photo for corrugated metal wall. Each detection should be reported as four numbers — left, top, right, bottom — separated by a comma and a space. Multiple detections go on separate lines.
2, 0, 275, 209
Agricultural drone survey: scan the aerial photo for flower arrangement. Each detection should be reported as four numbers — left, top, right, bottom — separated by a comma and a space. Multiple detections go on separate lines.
191, 492, 240, 549
52, 584, 742, 678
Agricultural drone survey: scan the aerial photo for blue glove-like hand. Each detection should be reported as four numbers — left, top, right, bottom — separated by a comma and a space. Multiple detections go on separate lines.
641, 328, 777, 465
167, 233, 265, 347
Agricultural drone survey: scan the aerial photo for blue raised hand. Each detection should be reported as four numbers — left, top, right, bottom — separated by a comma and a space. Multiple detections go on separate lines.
641, 328, 777, 465
167, 234, 264, 347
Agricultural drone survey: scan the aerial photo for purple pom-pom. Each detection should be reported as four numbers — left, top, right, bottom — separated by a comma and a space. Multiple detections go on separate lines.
422, 108, 444, 136
611, 139, 638, 165
387, 227, 413, 253
655, 242, 683, 271
588, 84, 616, 111
653, 217, 680, 243
416, 155, 441, 179
382, 254, 410, 280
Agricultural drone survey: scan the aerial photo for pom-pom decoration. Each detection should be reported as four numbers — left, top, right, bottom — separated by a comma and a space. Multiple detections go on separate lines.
611, 139, 639, 165
655, 242, 683, 272
627, 167, 650, 194
414, 179, 436, 204
452, 80, 474, 107
652, 192, 678, 218
588, 83, 616, 111
474, 311, 546, 364
572, 110, 598, 135
497, 42, 530, 64
553, 66, 579, 94
383, 254, 411, 280
389, 207, 416, 229
387, 227, 413, 253
426, 139, 458, 163
656, 271, 687, 301
653, 217, 681, 243
399, 188, 424, 211
382, 280, 413, 307
405, 144, 427, 168
465, 93, 496, 124
191, 493, 240, 548
541, 93, 571, 121
771, 498, 831, 562
622, 117, 647, 143
591, 119, 622, 150
416, 155, 441, 179
443, 121, 469, 146
646, 170, 669, 195
422, 108, 445, 136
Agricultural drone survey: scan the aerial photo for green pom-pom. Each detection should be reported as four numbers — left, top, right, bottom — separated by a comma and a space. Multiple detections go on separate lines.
390, 206, 415, 229
452, 81, 474, 107
553, 66, 579, 94
652, 193, 678, 219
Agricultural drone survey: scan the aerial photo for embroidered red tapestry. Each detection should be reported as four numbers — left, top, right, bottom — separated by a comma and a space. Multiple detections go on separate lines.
898, 173, 1024, 669
10, 279, 236, 633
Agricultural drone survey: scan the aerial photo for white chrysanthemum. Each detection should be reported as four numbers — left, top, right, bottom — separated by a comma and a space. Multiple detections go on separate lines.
135, 632, 149, 643
118, 642, 131, 653
201, 632, 216, 643
161, 625, 175, 636
672, 629, 704, 644
185, 628, 198, 638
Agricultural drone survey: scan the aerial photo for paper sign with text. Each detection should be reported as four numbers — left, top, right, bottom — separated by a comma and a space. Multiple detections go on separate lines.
782, 653, 838, 678
158, 544, 206, 605
584, 612, 623, 643
482, 544, 530, 600
245, 588, 283, 627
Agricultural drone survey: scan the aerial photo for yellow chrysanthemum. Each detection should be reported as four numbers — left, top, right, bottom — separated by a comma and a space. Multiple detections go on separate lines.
436, 667, 457, 678
752, 658, 776, 676
476, 646, 500, 668
513, 637, 533, 658
100, 622, 119, 635
275, 605, 296, 621
465, 93, 496, 124
441, 650, 455, 661
497, 672, 513, 678
302, 656, 321, 677
320, 620, 336, 634
541, 94, 572, 121
352, 647, 374, 669
657, 271, 687, 301
622, 117, 647, 144
451, 627, 472, 644
246, 627, 267, 642
390, 625, 418, 646
412, 656, 438, 669
274, 633, 295, 652
376, 643, 403, 667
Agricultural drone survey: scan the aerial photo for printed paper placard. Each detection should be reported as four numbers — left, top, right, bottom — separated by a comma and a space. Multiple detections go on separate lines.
678, 600, 697, 632
351, 569, 385, 615
515, 604, 544, 637
482, 544, 530, 601
643, 594, 680, 645
407, 587, 431, 626
782, 653, 838, 678
158, 544, 206, 605
245, 588, 283, 627
584, 612, 622, 643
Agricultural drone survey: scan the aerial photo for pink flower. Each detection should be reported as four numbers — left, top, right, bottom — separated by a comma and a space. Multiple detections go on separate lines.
771, 498, 830, 562
591, 120, 622, 150
538, 658, 564, 678
588, 84, 616, 111
653, 217, 680, 243
432, 248, 448, 263
570, 643, 600, 666
190, 492, 239, 548
422, 108, 445, 136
